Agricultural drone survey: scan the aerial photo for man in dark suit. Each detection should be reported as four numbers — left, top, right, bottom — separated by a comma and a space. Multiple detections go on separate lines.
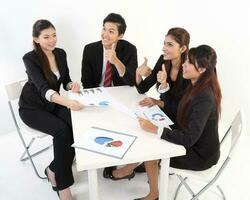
81, 13, 138, 88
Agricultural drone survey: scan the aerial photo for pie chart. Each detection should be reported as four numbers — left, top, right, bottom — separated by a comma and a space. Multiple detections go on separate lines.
95, 137, 113, 145
94, 137, 123, 147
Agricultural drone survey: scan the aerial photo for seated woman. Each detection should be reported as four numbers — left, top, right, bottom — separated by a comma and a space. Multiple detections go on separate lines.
136, 44, 222, 200
104, 27, 190, 179
19, 19, 83, 200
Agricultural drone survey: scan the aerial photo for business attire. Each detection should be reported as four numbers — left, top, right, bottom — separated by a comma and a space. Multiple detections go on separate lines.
19, 48, 75, 190
81, 39, 137, 88
160, 87, 220, 170
136, 55, 189, 123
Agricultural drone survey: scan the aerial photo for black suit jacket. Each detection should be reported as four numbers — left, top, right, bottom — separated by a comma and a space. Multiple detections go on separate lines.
19, 48, 72, 112
81, 40, 137, 88
161, 87, 220, 169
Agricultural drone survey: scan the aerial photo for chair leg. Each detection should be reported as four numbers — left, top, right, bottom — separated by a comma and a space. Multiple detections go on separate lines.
175, 175, 226, 200
8, 102, 47, 179
19, 138, 47, 179
17, 131, 47, 179
190, 183, 226, 200
216, 185, 226, 200
174, 176, 187, 200
175, 175, 203, 200
20, 137, 35, 161
20, 137, 52, 161
180, 177, 199, 200
174, 159, 229, 200
175, 176, 226, 200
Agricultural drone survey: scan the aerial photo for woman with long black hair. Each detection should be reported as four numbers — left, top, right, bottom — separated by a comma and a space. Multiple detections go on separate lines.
19, 19, 83, 200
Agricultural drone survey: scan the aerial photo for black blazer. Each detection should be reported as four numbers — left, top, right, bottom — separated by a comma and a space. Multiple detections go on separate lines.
136, 55, 189, 123
161, 87, 220, 169
81, 40, 137, 88
19, 48, 72, 112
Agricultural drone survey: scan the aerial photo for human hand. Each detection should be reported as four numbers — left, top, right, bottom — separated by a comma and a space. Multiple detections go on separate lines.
69, 82, 81, 93
139, 97, 157, 107
157, 64, 167, 84
136, 57, 152, 77
138, 117, 158, 133
105, 43, 117, 64
67, 99, 84, 111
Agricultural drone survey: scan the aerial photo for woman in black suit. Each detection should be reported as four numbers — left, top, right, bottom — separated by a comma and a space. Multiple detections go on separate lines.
104, 28, 191, 180
136, 45, 222, 200
136, 27, 190, 122
19, 19, 83, 200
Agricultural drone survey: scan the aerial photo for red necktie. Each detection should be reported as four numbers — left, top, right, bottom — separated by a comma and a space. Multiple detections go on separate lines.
104, 61, 112, 87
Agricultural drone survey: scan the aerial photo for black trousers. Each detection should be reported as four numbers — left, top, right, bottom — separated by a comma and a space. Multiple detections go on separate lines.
19, 105, 75, 190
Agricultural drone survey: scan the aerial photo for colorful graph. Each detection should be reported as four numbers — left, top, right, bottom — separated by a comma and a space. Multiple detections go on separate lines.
94, 137, 123, 147
151, 113, 165, 121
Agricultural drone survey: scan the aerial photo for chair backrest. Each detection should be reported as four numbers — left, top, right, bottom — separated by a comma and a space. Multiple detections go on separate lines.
220, 110, 245, 159
5, 79, 27, 128
5, 79, 27, 101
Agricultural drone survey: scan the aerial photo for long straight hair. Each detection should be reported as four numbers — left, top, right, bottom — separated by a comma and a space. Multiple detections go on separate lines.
157, 27, 190, 97
177, 45, 222, 128
32, 19, 57, 90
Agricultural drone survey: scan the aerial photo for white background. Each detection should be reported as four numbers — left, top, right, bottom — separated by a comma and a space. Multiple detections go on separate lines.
0, 0, 249, 135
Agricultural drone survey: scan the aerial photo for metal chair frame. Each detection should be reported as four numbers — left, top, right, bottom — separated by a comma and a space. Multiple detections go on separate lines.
171, 110, 245, 200
5, 79, 52, 179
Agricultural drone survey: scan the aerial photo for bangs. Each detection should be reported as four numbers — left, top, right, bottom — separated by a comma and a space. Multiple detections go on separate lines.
188, 48, 199, 70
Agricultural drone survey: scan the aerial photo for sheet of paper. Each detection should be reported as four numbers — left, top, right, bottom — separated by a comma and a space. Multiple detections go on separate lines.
110, 101, 137, 119
134, 105, 173, 127
72, 127, 137, 159
68, 87, 113, 107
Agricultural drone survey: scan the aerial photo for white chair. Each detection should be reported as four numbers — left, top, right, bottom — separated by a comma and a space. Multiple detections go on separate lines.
5, 79, 52, 179
170, 110, 245, 200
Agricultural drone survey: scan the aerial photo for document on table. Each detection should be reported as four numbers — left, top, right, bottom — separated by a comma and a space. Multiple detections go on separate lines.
72, 127, 137, 159
69, 87, 137, 118
134, 105, 173, 127
68, 87, 113, 107
110, 100, 137, 119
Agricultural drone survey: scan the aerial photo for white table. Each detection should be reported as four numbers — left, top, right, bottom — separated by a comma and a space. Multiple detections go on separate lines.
71, 86, 185, 200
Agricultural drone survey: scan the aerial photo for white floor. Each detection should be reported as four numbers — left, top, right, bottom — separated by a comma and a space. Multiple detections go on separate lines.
1, 131, 250, 200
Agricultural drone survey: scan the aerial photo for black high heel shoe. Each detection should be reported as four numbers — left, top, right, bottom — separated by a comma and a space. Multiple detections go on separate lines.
44, 167, 59, 197
134, 163, 146, 173
103, 166, 117, 178
109, 170, 135, 181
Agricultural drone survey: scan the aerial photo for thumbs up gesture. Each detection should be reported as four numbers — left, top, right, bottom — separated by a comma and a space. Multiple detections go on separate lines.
136, 57, 152, 77
157, 64, 167, 84
105, 43, 117, 64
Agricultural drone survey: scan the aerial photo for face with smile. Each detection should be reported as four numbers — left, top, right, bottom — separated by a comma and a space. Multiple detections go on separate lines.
101, 22, 123, 49
182, 59, 206, 84
162, 35, 186, 61
33, 27, 57, 53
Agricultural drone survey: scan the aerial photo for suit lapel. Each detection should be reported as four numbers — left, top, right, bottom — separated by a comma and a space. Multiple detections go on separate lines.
111, 40, 122, 76
96, 41, 104, 82
115, 40, 122, 60
53, 49, 63, 82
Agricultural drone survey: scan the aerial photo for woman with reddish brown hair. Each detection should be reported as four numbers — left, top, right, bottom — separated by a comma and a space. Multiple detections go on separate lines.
136, 27, 190, 122
136, 44, 222, 200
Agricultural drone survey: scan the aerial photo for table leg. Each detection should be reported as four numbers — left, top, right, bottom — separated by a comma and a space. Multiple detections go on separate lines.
88, 169, 99, 200
159, 158, 170, 200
